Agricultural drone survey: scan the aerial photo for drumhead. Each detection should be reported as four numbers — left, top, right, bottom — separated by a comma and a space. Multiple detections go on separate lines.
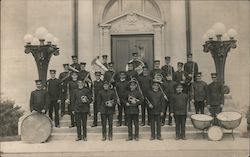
207, 126, 223, 141
217, 112, 242, 122
191, 114, 213, 122
21, 112, 53, 143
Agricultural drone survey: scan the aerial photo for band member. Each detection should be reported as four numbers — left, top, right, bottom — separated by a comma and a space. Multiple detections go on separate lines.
92, 71, 104, 127
161, 73, 177, 126
170, 84, 188, 140
30, 80, 49, 114
184, 54, 198, 82
47, 70, 61, 127
97, 81, 117, 141
147, 80, 165, 140
126, 62, 138, 80
78, 62, 92, 88
207, 73, 224, 124
116, 71, 129, 126
138, 65, 152, 126
58, 64, 71, 116
66, 71, 79, 128
173, 62, 187, 93
161, 56, 175, 78
191, 72, 207, 114
150, 60, 163, 79
72, 79, 92, 141
102, 55, 108, 69
104, 62, 116, 84
125, 79, 143, 141
70, 55, 81, 71
130, 52, 142, 70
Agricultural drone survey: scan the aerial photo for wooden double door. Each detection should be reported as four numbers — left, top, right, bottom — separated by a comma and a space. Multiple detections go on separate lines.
111, 34, 154, 72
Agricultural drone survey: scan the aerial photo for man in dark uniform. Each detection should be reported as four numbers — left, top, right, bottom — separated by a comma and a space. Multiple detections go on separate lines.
130, 52, 142, 70
161, 73, 177, 126
184, 54, 198, 83
147, 80, 165, 140
191, 72, 207, 114
66, 71, 79, 128
161, 56, 175, 78
30, 80, 49, 114
70, 55, 81, 71
78, 62, 92, 88
104, 62, 117, 85
91, 71, 104, 127
97, 81, 117, 141
58, 64, 71, 116
207, 73, 224, 124
102, 55, 108, 69
125, 78, 143, 141
138, 65, 152, 126
72, 79, 92, 141
173, 62, 187, 93
150, 60, 164, 80
171, 84, 189, 140
116, 71, 129, 126
126, 62, 138, 80
47, 70, 61, 127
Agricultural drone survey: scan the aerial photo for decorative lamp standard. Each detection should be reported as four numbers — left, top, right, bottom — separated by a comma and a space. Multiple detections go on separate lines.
24, 27, 60, 86
202, 22, 237, 94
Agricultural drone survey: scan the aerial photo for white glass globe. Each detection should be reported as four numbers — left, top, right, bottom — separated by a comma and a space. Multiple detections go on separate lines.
52, 37, 59, 45
202, 33, 208, 41
222, 33, 229, 40
24, 34, 33, 44
35, 27, 48, 40
227, 28, 237, 38
32, 38, 40, 45
206, 29, 215, 38
212, 22, 226, 35
45, 33, 54, 43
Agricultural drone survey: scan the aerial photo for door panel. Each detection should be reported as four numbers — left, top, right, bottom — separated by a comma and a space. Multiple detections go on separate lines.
111, 34, 154, 72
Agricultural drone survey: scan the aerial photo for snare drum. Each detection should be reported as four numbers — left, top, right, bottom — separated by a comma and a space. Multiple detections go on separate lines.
207, 126, 223, 141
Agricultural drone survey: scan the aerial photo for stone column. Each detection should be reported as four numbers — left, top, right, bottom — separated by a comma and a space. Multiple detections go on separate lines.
170, 0, 187, 69
101, 24, 112, 62
153, 23, 163, 63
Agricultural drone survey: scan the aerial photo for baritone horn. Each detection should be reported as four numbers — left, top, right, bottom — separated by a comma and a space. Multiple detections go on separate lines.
91, 56, 108, 73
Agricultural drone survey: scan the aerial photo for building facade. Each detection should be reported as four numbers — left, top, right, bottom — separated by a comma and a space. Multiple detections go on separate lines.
1, 0, 249, 112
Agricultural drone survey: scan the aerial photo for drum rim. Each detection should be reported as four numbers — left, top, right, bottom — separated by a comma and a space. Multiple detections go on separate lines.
216, 111, 242, 122
191, 114, 214, 122
207, 126, 223, 141
21, 112, 53, 142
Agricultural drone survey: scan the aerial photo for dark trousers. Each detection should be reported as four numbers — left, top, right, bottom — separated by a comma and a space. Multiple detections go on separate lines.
174, 115, 187, 138
150, 114, 161, 138
209, 106, 222, 125
68, 103, 75, 126
127, 114, 139, 139
101, 114, 113, 138
162, 101, 172, 124
48, 100, 59, 126
75, 112, 88, 139
194, 101, 205, 114
93, 101, 98, 125
141, 102, 150, 124
117, 103, 126, 124
60, 93, 66, 114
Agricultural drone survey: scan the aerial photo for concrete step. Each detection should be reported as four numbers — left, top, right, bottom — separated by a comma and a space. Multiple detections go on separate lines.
52, 125, 196, 134
49, 130, 241, 141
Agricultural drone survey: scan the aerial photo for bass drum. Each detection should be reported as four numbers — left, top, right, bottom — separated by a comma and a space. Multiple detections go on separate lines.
21, 112, 53, 143
126, 59, 145, 75
207, 126, 223, 141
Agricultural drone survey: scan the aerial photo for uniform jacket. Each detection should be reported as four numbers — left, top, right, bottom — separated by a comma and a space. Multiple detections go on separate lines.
207, 82, 224, 106
184, 61, 198, 82
125, 90, 143, 114
126, 70, 138, 80
173, 70, 186, 83
97, 89, 117, 114
161, 65, 175, 77
115, 79, 129, 101
138, 75, 152, 97
93, 80, 104, 97
68, 80, 78, 101
104, 70, 116, 83
47, 78, 60, 101
147, 90, 165, 115
171, 93, 188, 115
30, 89, 49, 112
191, 80, 207, 101
78, 70, 91, 82
72, 87, 92, 112
150, 69, 164, 78
162, 80, 178, 99
58, 71, 70, 93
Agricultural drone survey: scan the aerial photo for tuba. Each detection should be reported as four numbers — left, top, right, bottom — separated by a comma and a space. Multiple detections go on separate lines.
125, 59, 145, 75
91, 56, 108, 74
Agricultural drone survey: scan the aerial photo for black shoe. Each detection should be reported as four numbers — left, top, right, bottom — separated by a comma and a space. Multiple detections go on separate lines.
182, 136, 186, 140
108, 137, 112, 141
69, 125, 75, 128
102, 137, 106, 141
91, 123, 97, 127
140, 122, 145, 126
61, 112, 64, 117
134, 137, 139, 141
83, 137, 87, 141
168, 122, 172, 126
161, 122, 164, 126
175, 137, 180, 140
75, 138, 81, 141
126, 138, 133, 141
116, 122, 122, 127
157, 137, 163, 141
150, 137, 155, 140
55, 125, 60, 128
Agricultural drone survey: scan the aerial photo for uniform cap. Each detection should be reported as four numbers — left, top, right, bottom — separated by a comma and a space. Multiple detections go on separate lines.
63, 63, 69, 67
211, 73, 217, 78
80, 62, 86, 65
35, 80, 42, 83
187, 53, 193, 57
165, 56, 171, 60
95, 71, 101, 76
102, 55, 108, 58
177, 62, 184, 66
71, 55, 78, 59
154, 60, 160, 63
49, 70, 56, 74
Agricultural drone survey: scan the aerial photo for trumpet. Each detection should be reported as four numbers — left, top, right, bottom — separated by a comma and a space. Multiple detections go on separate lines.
159, 85, 169, 101
128, 95, 140, 105
81, 95, 88, 103
105, 99, 115, 107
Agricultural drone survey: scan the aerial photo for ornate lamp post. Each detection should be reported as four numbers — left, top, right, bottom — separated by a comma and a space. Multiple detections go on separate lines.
24, 27, 60, 85
202, 22, 237, 93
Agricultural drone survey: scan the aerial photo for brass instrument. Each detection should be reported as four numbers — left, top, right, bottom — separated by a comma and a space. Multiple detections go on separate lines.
60, 71, 71, 83
92, 82, 95, 103
159, 85, 169, 101
69, 65, 79, 73
105, 99, 115, 107
145, 97, 153, 109
113, 86, 121, 106
65, 83, 70, 111
134, 78, 144, 99
81, 95, 88, 103
128, 95, 140, 105
82, 72, 91, 87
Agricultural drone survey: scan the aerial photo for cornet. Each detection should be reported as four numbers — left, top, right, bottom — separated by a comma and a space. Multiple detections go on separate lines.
81, 96, 88, 103
128, 95, 140, 105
